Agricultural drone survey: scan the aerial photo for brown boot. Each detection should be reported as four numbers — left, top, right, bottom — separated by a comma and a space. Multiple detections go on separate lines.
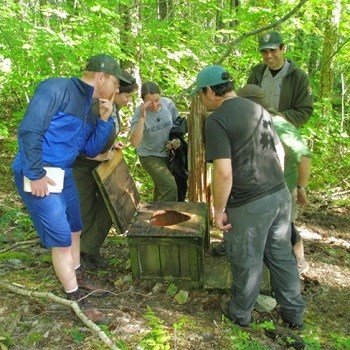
66, 289, 109, 324
76, 268, 109, 297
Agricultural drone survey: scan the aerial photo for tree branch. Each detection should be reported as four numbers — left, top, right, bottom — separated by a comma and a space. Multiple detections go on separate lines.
217, 0, 310, 64
182, 0, 310, 97
330, 37, 350, 61
0, 281, 120, 350
0, 238, 40, 253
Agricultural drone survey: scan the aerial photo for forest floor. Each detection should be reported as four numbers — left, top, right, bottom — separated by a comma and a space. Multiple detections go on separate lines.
0, 138, 349, 350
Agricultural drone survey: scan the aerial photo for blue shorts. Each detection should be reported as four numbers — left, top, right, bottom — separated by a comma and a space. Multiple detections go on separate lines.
14, 168, 82, 248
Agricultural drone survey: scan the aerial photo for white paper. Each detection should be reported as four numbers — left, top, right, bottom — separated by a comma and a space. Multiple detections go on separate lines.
23, 167, 65, 193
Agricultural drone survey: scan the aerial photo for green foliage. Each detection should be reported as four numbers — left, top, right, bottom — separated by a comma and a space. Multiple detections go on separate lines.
24, 331, 43, 346
39, 253, 52, 264
0, 334, 14, 348
303, 334, 323, 349
221, 318, 272, 350
225, 325, 270, 350
174, 290, 189, 304
165, 283, 178, 297
138, 307, 193, 349
0, 124, 9, 138
172, 315, 192, 331
115, 339, 129, 350
1, 0, 348, 198
251, 320, 276, 331
139, 306, 171, 350
0, 204, 36, 242
300, 100, 350, 193
329, 333, 350, 350
1, 0, 349, 197
66, 328, 86, 343
0, 252, 36, 264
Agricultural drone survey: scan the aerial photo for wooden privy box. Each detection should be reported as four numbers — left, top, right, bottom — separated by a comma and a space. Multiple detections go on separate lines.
93, 150, 209, 287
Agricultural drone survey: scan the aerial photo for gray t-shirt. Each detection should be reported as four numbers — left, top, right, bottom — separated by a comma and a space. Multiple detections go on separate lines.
205, 97, 285, 207
131, 97, 178, 157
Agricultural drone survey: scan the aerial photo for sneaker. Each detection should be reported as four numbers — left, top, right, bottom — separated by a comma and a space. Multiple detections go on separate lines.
296, 258, 309, 276
66, 289, 109, 324
81, 252, 110, 271
211, 240, 227, 256
76, 268, 108, 297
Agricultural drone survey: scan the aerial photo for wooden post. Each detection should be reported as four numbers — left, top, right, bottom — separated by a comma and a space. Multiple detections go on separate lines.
187, 95, 211, 204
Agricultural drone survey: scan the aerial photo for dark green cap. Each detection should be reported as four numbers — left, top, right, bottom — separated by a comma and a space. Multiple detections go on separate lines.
258, 31, 283, 51
85, 54, 130, 83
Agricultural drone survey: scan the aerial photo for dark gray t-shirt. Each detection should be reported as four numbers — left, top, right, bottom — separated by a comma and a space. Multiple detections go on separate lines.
205, 97, 285, 207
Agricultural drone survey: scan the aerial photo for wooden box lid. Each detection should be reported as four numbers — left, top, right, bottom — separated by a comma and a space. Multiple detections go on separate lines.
93, 150, 140, 234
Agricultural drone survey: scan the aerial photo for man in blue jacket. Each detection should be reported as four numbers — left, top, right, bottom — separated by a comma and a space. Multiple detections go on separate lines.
12, 54, 128, 324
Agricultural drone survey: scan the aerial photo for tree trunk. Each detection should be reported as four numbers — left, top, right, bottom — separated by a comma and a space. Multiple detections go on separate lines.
158, 0, 168, 20
319, 0, 341, 101
229, 0, 240, 28
216, 0, 224, 30
187, 96, 210, 204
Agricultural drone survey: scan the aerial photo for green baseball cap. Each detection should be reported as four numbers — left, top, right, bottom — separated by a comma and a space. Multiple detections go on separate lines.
189, 65, 230, 96
258, 31, 283, 51
85, 54, 131, 83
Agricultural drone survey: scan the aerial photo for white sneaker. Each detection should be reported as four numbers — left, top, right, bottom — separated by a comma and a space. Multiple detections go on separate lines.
296, 258, 309, 275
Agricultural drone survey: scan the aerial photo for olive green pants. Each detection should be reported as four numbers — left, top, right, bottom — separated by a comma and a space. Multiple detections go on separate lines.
139, 155, 177, 202
73, 161, 112, 255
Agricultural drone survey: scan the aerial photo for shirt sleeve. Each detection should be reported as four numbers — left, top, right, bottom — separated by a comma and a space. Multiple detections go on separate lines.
205, 115, 232, 163
18, 80, 66, 179
273, 117, 311, 163
280, 71, 314, 127
162, 97, 179, 123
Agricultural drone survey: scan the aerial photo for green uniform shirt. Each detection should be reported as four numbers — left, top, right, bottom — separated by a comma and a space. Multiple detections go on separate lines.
272, 115, 311, 191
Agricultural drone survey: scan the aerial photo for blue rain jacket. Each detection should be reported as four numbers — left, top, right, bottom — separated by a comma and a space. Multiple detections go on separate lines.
12, 76, 114, 180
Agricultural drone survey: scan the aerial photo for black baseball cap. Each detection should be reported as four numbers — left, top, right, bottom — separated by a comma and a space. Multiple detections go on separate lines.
85, 54, 131, 83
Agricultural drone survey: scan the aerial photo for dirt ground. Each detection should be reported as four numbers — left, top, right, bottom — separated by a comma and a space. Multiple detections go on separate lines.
0, 140, 349, 350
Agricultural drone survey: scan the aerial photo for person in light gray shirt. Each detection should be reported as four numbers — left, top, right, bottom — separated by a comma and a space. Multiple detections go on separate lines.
130, 82, 179, 202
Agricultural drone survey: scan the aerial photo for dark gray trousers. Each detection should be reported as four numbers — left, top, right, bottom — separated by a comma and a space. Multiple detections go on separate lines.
225, 188, 305, 325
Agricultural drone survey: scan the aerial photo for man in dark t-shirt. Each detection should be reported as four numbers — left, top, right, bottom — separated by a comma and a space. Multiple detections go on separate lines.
189, 65, 305, 329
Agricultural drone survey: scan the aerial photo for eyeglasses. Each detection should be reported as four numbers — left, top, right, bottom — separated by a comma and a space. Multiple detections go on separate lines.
104, 73, 120, 89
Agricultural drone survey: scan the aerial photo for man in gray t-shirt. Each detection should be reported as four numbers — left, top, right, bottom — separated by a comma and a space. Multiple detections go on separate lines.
189, 65, 305, 329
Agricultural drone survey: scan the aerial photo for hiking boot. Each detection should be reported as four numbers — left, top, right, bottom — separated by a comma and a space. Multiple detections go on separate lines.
286, 322, 304, 330
66, 289, 109, 324
76, 268, 108, 297
296, 258, 309, 276
81, 252, 110, 271
278, 308, 304, 331
220, 296, 251, 327
211, 240, 227, 256
281, 317, 304, 330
